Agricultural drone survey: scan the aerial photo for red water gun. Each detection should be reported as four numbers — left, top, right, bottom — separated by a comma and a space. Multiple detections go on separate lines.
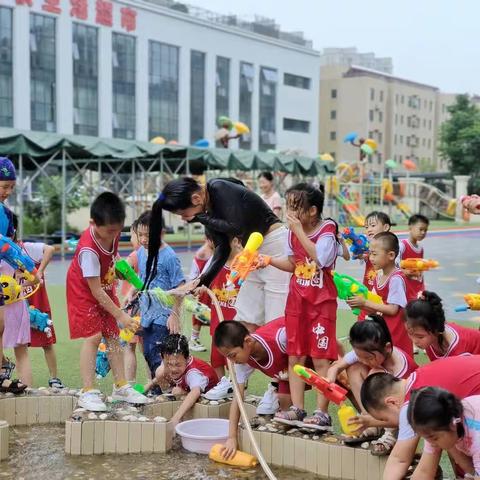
294, 364, 347, 405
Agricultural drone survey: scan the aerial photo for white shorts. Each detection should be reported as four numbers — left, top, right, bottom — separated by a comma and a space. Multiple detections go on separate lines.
234, 226, 290, 326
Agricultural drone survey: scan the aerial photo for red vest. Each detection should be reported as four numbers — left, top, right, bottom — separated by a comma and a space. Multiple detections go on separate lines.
386, 347, 418, 379
66, 227, 119, 324
400, 239, 425, 301
175, 356, 218, 393
426, 323, 480, 361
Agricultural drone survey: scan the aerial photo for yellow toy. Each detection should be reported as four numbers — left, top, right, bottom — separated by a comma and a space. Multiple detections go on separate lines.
400, 258, 439, 275
455, 294, 480, 313
0, 274, 40, 304
119, 316, 141, 343
338, 404, 359, 436
209, 444, 257, 467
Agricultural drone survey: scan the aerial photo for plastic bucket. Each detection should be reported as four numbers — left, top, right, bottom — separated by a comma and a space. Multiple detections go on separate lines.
175, 418, 229, 454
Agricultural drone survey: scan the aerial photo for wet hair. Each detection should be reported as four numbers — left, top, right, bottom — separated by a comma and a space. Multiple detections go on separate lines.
146, 177, 202, 288
405, 291, 447, 352
349, 314, 393, 355
366, 211, 392, 227
285, 183, 325, 218
90, 192, 126, 226
408, 387, 465, 438
214, 321, 250, 349
360, 372, 401, 412
373, 231, 399, 257
258, 171, 274, 182
408, 214, 430, 227
160, 334, 190, 359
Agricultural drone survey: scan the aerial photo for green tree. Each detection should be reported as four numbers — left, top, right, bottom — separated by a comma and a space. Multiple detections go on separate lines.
439, 95, 480, 191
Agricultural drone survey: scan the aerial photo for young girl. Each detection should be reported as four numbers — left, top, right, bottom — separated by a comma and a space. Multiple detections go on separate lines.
269, 183, 338, 430
405, 291, 480, 360
408, 387, 480, 479
327, 315, 418, 454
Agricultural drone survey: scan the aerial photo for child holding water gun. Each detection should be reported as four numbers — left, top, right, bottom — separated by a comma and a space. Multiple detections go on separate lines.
66, 192, 147, 411
405, 291, 480, 360
144, 334, 218, 427
347, 232, 412, 356
327, 315, 417, 455
267, 183, 339, 430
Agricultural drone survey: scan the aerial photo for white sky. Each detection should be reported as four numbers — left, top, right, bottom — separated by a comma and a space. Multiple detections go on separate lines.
188, 0, 479, 94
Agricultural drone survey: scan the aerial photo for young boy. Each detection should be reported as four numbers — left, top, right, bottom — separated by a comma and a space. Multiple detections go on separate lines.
347, 232, 411, 356
67, 192, 147, 411
359, 355, 480, 480
144, 334, 218, 427
213, 318, 291, 460
126, 211, 185, 379
398, 214, 430, 301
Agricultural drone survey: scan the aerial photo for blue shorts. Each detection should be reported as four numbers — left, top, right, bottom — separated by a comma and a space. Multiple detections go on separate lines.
142, 324, 169, 376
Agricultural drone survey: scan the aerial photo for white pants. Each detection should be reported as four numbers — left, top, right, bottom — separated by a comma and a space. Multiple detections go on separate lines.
234, 226, 290, 326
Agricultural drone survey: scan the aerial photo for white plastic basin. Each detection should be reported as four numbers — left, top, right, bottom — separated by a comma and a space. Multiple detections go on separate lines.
175, 418, 229, 454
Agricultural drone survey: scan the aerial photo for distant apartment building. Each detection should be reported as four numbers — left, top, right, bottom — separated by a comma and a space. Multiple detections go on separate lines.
320, 47, 393, 74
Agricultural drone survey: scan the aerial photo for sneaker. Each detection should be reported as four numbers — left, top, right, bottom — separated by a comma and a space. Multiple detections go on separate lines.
49, 377, 65, 389
189, 338, 207, 352
256, 384, 280, 415
203, 376, 233, 400
112, 384, 148, 404
78, 389, 107, 412
301, 410, 333, 432
274, 406, 307, 427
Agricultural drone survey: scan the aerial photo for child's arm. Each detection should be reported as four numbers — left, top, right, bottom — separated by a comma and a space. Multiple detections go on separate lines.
166, 291, 183, 334
222, 382, 245, 460
338, 236, 350, 261
347, 296, 400, 316
37, 244, 55, 277
170, 387, 202, 426
326, 356, 351, 383
286, 212, 319, 262
268, 255, 295, 273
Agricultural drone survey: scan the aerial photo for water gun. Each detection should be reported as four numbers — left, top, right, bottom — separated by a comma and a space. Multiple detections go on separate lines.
115, 258, 144, 290
119, 316, 141, 343
332, 271, 383, 315
455, 293, 480, 312
95, 339, 110, 378
400, 258, 439, 275
0, 234, 38, 282
183, 295, 211, 324
293, 364, 347, 405
342, 227, 369, 259
209, 444, 257, 467
460, 195, 480, 214
226, 232, 270, 287
29, 306, 53, 337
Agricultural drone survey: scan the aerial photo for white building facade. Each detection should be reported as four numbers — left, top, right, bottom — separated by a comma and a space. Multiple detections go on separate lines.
0, 0, 320, 154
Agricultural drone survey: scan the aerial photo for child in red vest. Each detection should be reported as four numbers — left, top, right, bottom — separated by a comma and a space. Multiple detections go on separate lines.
66, 192, 147, 411
268, 183, 339, 430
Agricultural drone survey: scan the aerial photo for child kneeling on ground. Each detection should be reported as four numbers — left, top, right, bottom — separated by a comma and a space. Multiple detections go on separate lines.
144, 334, 218, 427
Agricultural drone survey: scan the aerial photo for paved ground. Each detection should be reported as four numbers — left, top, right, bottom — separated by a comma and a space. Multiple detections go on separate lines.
44, 227, 480, 324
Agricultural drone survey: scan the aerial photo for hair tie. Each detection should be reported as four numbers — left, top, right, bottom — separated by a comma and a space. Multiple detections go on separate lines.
417, 291, 426, 301
452, 417, 461, 425
158, 192, 166, 202
365, 315, 373, 321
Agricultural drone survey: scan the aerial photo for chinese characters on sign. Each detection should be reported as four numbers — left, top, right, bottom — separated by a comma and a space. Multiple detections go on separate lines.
15, 0, 137, 32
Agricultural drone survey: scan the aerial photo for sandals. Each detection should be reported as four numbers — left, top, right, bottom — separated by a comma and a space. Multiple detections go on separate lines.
0, 374, 27, 395
48, 377, 65, 389
274, 406, 307, 427
1, 357, 15, 379
371, 428, 397, 456
301, 410, 333, 432
343, 426, 382, 445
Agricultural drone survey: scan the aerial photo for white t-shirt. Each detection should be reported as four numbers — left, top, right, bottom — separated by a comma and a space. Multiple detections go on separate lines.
386, 275, 408, 308
184, 370, 209, 392
285, 233, 337, 268
78, 249, 101, 278
22, 242, 45, 264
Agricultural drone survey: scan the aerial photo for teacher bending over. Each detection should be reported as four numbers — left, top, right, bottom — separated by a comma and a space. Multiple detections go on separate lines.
145, 177, 290, 331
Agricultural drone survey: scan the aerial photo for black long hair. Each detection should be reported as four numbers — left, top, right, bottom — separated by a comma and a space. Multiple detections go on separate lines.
145, 177, 202, 288
349, 314, 393, 355
408, 386, 465, 438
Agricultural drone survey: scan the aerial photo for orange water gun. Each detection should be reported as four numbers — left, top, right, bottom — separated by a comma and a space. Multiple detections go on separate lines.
400, 258, 439, 275
455, 294, 480, 312
226, 232, 270, 286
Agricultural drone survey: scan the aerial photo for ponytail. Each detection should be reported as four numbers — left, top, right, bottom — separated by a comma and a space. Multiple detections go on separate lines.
349, 314, 392, 354
145, 197, 164, 289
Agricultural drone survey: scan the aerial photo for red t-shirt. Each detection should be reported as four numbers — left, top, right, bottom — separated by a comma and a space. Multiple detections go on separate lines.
426, 323, 480, 361
400, 239, 425, 301
174, 356, 218, 393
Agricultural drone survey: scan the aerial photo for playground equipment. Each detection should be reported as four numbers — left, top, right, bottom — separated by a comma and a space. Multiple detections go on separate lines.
382, 179, 411, 220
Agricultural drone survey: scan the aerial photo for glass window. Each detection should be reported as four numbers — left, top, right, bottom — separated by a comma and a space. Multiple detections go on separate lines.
0, 7, 13, 127
378, 111, 383, 122
283, 73, 311, 90
329, 131, 336, 141
394, 134, 397, 145
330, 110, 336, 120
400, 135, 403, 144
378, 132, 383, 144
149, 41, 179, 141
401, 95, 404, 104
216, 56, 230, 120
400, 115, 404, 125
380, 90, 384, 102
190, 50, 205, 144
73, 23, 98, 136
259, 66, 277, 151
239, 61, 253, 150
429, 119, 432, 130
370, 88, 374, 101
331, 89, 337, 99
283, 118, 309, 133
369, 110, 374, 122
112, 33, 135, 139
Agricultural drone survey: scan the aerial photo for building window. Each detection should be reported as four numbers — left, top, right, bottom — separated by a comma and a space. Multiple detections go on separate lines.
283, 118, 310, 133
401, 95, 404, 104
424, 99, 427, 108
377, 153, 382, 164
239, 61, 253, 150
30, 14, 56, 132
395, 114, 398, 125
423, 118, 426, 128
329, 131, 336, 141
369, 110, 374, 122
429, 101, 433, 112
0, 7, 13, 127
400, 135, 403, 144
394, 134, 397, 145
331, 89, 337, 99
380, 90, 384, 102
378, 111, 383, 122
112, 33, 135, 139
370, 88, 375, 101
73, 23, 98, 136
259, 67, 277, 151
378, 132, 383, 144
395, 94, 398, 105
216, 56, 230, 120
284, 72, 310, 90
422, 138, 426, 147
400, 115, 404, 125
428, 139, 431, 148
330, 110, 336, 120
149, 41, 179, 141
429, 119, 432, 130
190, 50, 205, 144
442, 104, 446, 113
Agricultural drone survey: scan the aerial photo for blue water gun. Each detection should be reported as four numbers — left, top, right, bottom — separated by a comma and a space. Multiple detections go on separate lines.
95, 339, 111, 378
0, 234, 38, 281
342, 227, 369, 260
29, 306, 53, 337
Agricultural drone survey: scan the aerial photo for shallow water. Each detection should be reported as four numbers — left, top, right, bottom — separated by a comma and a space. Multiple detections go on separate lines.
3, 425, 322, 480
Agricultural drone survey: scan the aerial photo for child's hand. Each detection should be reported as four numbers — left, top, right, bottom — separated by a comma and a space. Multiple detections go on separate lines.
286, 211, 303, 235
167, 314, 180, 334
256, 254, 270, 269
221, 437, 238, 460
325, 368, 337, 384
117, 312, 137, 331
347, 414, 372, 435
346, 295, 366, 308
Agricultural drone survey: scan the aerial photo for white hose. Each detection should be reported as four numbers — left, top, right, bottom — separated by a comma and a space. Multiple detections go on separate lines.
205, 288, 277, 480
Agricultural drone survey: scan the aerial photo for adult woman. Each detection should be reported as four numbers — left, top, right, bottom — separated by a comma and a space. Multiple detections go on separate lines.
258, 172, 283, 219
146, 177, 290, 331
